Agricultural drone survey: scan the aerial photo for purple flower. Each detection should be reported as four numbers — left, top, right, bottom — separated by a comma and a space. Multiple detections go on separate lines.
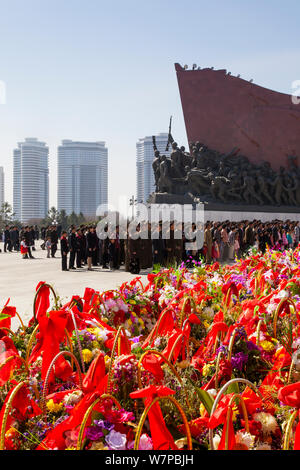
231, 352, 248, 371
216, 345, 227, 354
94, 419, 115, 432
246, 340, 259, 351
132, 335, 143, 344
85, 426, 104, 441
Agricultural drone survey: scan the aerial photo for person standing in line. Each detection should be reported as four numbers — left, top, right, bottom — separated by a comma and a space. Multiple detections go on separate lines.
68, 227, 77, 270
20, 237, 28, 259
76, 228, 85, 268
30, 226, 36, 251
50, 226, 58, 258
24, 226, 34, 258
294, 222, 300, 248
45, 237, 52, 258
4, 226, 12, 252
152, 223, 165, 266
60, 231, 69, 271
204, 222, 213, 264
86, 226, 97, 271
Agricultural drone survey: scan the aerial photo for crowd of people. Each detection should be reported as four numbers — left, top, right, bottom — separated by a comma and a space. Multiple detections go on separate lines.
1, 219, 300, 272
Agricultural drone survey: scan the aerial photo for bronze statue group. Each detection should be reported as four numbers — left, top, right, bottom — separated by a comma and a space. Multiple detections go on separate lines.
153, 137, 300, 207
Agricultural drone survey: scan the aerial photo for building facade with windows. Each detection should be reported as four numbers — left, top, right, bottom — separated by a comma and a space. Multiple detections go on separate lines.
136, 133, 171, 203
57, 140, 108, 216
13, 138, 49, 222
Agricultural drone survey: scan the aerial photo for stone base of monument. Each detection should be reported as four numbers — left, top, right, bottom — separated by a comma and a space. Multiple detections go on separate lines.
148, 193, 300, 222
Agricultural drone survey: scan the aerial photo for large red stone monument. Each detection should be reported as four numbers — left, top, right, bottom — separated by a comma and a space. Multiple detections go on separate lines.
175, 63, 300, 170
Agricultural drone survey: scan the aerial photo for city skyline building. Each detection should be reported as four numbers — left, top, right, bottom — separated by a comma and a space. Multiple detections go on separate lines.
0, 167, 4, 208
57, 140, 108, 216
13, 138, 49, 223
136, 133, 171, 203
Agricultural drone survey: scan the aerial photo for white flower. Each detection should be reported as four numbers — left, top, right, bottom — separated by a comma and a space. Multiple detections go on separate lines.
253, 412, 278, 434
94, 328, 108, 343
105, 430, 127, 450
63, 390, 83, 406
235, 431, 255, 449
254, 442, 272, 450
207, 388, 217, 398
276, 290, 289, 299
154, 338, 161, 348
213, 434, 221, 450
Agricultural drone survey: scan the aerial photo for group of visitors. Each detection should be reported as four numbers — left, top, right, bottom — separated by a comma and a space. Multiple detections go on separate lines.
1, 219, 299, 272
1, 225, 40, 258
203, 219, 300, 264
58, 219, 300, 272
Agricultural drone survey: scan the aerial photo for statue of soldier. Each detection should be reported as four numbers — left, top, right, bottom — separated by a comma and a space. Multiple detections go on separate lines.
152, 150, 161, 192
255, 173, 273, 205
269, 167, 289, 206
210, 176, 231, 203
242, 172, 264, 205
158, 155, 173, 193
170, 142, 185, 178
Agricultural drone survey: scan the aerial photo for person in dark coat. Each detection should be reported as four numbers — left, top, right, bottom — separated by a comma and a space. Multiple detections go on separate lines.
60, 231, 69, 271
128, 225, 141, 274
50, 226, 59, 258
86, 226, 97, 270
76, 229, 85, 268
68, 227, 77, 269
24, 226, 34, 258
4, 226, 12, 252
152, 223, 165, 266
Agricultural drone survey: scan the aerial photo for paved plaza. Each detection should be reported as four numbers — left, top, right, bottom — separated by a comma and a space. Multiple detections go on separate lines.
0, 245, 148, 330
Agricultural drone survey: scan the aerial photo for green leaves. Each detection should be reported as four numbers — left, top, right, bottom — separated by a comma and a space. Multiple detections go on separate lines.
194, 387, 214, 414
0, 313, 10, 321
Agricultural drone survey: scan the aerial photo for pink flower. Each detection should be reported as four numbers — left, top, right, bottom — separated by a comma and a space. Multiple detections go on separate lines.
138, 433, 153, 450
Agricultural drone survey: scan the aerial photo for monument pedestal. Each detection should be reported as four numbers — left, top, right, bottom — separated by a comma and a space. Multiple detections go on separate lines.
147, 193, 300, 222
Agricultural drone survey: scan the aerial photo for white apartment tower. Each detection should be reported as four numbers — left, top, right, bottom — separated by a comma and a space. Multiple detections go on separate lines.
0, 167, 4, 208
57, 140, 108, 216
13, 138, 49, 222
136, 133, 171, 203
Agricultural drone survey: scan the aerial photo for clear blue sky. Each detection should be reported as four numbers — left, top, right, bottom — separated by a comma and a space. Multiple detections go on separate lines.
0, 0, 299, 212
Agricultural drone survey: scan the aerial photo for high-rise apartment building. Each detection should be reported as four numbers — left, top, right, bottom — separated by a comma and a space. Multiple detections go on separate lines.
57, 140, 108, 216
13, 138, 49, 222
136, 133, 171, 203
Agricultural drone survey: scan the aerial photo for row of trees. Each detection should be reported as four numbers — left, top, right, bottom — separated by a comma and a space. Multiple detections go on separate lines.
0, 203, 90, 232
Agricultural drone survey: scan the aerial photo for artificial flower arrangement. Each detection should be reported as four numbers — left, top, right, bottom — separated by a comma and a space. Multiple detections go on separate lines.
1, 246, 300, 450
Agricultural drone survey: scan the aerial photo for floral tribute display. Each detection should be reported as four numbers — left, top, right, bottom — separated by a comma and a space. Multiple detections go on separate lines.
1, 247, 300, 451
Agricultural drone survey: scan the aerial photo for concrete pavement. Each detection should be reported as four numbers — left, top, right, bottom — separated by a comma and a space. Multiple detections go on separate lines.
0, 245, 149, 330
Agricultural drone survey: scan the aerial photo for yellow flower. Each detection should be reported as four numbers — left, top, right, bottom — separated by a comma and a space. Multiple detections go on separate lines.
86, 328, 96, 333
46, 399, 63, 413
260, 340, 275, 352
202, 363, 212, 377
127, 319, 133, 327
203, 320, 210, 329
104, 355, 111, 368
200, 403, 206, 416
82, 349, 93, 363
92, 340, 99, 348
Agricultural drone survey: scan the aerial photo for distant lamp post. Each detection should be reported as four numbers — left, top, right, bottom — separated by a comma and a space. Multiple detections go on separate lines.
129, 195, 137, 220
